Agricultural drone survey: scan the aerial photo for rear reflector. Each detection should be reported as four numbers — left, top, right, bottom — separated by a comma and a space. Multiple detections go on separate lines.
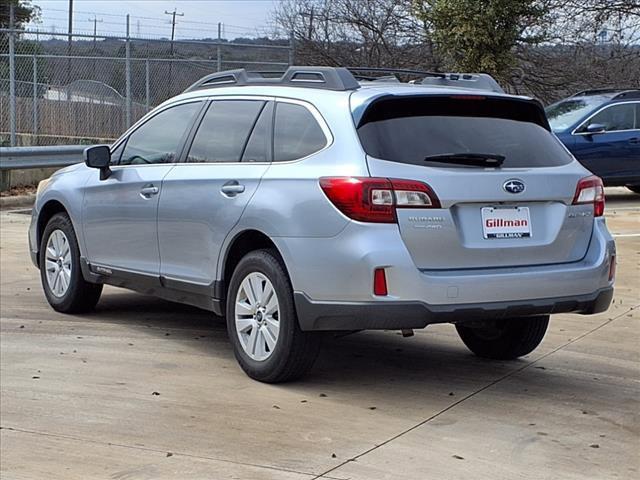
319, 177, 440, 223
573, 175, 605, 217
609, 255, 616, 281
373, 268, 388, 296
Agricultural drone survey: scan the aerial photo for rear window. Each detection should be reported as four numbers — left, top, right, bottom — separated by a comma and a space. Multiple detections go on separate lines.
357, 96, 573, 168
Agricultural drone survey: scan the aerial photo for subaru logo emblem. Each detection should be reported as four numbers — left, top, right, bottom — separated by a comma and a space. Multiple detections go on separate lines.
503, 179, 525, 194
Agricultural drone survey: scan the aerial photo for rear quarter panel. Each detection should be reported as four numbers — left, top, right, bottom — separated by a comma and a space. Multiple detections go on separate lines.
219, 93, 369, 282
232, 93, 366, 239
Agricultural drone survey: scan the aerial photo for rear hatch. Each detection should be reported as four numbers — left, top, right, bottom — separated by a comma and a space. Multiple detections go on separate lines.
355, 94, 593, 269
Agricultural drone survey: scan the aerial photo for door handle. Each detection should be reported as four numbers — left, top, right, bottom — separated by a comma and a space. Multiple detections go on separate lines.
140, 185, 159, 198
221, 181, 245, 197
629, 137, 640, 144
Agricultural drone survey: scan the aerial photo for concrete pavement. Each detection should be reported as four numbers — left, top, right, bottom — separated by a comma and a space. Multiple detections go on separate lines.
1, 189, 638, 479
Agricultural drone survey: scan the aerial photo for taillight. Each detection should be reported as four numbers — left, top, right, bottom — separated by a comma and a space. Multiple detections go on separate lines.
319, 177, 440, 223
572, 175, 605, 217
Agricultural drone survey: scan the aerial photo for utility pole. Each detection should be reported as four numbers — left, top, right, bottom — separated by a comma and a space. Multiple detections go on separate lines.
67, 0, 74, 84
125, 14, 131, 128
88, 16, 103, 51
67, 0, 74, 51
164, 8, 184, 57
217, 22, 222, 72
164, 8, 183, 100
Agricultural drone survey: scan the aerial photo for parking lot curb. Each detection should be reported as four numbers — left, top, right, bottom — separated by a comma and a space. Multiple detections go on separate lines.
0, 194, 36, 209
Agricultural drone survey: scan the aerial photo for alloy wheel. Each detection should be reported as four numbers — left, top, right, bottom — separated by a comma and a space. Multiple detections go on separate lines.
234, 272, 280, 361
45, 229, 72, 297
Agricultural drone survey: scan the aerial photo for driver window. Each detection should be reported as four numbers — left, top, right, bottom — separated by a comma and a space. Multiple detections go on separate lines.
587, 103, 636, 133
119, 102, 201, 166
109, 142, 124, 165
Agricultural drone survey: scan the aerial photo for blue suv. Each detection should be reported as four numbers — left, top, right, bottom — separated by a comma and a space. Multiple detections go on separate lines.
546, 89, 640, 193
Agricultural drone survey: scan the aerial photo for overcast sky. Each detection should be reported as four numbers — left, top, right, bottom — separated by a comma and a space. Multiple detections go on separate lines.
29, 0, 281, 39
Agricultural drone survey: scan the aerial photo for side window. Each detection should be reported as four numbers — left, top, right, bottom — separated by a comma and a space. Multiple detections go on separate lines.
187, 100, 264, 163
274, 102, 327, 162
242, 102, 273, 163
120, 102, 201, 165
110, 142, 124, 165
587, 103, 636, 132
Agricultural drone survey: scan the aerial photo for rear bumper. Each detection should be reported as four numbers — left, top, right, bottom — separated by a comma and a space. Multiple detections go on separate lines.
275, 216, 615, 331
295, 287, 614, 331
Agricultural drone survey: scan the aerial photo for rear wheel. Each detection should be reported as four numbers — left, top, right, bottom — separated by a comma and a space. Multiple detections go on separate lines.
627, 185, 640, 194
226, 249, 321, 383
455, 315, 549, 360
40, 213, 103, 313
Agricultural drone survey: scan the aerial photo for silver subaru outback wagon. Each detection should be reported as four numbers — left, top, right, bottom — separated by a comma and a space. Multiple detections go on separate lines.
29, 67, 616, 382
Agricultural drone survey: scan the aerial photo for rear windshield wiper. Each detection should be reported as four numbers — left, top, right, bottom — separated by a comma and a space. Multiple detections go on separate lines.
423, 153, 505, 167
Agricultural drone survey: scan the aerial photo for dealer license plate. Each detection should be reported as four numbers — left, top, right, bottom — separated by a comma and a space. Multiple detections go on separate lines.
481, 207, 531, 239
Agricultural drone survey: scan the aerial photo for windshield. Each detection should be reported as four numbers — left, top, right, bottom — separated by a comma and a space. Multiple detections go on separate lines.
357, 96, 573, 168
545, 97, 605, 132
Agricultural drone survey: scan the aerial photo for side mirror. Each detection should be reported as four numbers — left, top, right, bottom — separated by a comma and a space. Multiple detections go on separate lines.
84, 145, 112, 180
585, 123, 606, 135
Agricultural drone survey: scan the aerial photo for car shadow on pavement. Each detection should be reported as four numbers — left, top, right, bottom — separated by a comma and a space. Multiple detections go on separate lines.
91, 290, 540, 388
77, 290, 628, 407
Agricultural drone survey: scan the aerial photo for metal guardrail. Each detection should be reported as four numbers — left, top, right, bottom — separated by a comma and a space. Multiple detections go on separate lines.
0, 145, 87, 170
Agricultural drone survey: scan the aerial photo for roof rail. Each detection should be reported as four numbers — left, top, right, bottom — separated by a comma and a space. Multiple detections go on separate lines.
183, 65, 506, 94
353, 74, 402, 83
347, 67, 445, 79
571, 88, 637, 97
420, 73, 504, 93
183, 66, 360, 93
612, 89, 640, 100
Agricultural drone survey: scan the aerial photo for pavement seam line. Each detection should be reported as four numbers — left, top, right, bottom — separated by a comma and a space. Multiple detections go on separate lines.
0, 426, 346, 480
313, 304, 638, 479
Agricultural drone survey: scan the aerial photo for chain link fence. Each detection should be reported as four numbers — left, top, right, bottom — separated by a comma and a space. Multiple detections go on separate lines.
1, 22, 293, 146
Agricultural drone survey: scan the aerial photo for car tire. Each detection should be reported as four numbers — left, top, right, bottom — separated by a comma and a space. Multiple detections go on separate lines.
455, 315, 549, 360
226, 249, 321, 383
627, 185, 640, 194
40, 213, 103, 313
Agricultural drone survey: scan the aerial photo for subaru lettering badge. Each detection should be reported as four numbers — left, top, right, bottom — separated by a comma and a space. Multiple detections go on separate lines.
503, 179, 525, 194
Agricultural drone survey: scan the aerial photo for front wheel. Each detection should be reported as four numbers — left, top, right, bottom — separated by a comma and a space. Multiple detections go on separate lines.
226, 249, 321, 383
39, 213, 103, 313
455, 315, 549, 360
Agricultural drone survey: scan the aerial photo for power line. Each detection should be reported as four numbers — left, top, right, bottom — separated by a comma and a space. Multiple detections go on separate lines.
37, 6, 261, 31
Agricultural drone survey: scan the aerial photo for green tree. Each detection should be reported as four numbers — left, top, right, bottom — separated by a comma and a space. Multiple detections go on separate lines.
1, 1, 43, 95
1, 0, 40, 31
414, 0, 549, 80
